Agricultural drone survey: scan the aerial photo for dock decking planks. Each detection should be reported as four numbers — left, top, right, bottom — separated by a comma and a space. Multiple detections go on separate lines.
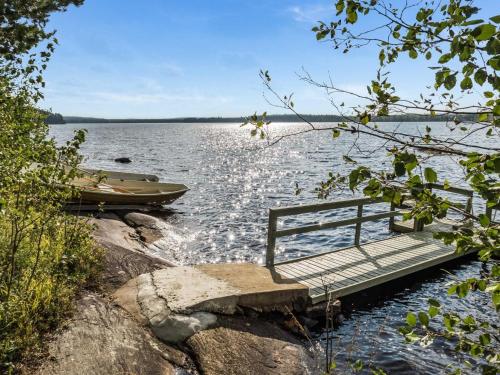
274, 227, 468, 304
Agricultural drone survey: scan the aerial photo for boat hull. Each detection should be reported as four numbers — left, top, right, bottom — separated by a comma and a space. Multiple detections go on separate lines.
77, 188, 188, 205
68, 178, 189, 205
79, 167, 159, 182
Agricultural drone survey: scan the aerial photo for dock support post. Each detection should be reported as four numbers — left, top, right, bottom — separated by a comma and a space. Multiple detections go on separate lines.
486, 205, 492, 222
266, 209, 277, 268
354, 204, 363, 246
465, 197, 473, 214
389, 201, 395, 232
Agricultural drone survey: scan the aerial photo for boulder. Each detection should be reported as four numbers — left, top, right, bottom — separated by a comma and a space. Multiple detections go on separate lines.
123, 212, 161, 228
187, 315, 317, 375
114, 157, 131, 163
122, 212, 164, 244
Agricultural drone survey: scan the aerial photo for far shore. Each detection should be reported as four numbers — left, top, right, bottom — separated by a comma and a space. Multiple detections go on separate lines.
46, 112, 481, 125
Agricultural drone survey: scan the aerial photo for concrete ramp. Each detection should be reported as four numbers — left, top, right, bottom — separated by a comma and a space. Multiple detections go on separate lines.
113, 264, 308, 343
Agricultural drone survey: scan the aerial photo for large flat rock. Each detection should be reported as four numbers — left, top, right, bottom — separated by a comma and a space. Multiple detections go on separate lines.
114, 263, 308, 343
34, 293, 178, 375
89, 213, 172, 293
187, 315, 317, 375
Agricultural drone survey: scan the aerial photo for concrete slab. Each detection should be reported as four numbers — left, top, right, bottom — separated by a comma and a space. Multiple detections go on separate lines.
113, 263, 308, 343
195, 263, 309, 309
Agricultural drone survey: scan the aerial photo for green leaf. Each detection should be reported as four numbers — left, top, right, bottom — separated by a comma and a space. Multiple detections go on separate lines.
428, 298, 440, 307
472, 24, 496, 41
474, 69, 487, 85
406, 312, 417, 327
490, 15, 500, 24
460, 76, 472, 90
478, 112, 488, 122
316, 30, 329, 40
409, 49, 418, 59
424, 167, 437, 183
428, 305, 439, 318
488, 56, 500, 70
479, 333, 491, 346
352, 359, 363, 371
347, 9, 358, 24
394, 161, 406, 176
418, 312, 429, 327
444, 74, 456, 90
438, 53, 452, 64
478, 213, 490, 227
332, 129, 341, 138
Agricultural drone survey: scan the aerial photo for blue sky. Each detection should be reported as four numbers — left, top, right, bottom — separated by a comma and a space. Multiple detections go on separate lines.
42, 0, 496, 118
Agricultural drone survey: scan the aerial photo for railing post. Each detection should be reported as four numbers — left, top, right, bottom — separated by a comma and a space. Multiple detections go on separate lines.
389, 201, 395, 232
485, 205, 492, 222
465, 197, 473, 214
414, 184, 432, 232
266, 209, 277, 268
354, 204, 363, 246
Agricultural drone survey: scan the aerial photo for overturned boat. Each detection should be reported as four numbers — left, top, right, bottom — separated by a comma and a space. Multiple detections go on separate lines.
77, 166, 160, 182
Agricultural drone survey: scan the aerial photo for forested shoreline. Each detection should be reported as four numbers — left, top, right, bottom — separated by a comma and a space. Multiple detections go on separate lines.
46, 112, 481, 124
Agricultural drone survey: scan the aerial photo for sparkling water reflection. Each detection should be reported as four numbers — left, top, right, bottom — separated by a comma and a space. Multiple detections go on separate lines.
50, 122, 496, 374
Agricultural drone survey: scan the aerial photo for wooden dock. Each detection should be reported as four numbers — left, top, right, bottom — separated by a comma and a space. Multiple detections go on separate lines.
274, 225, 466, 304
266, 185, 479, 304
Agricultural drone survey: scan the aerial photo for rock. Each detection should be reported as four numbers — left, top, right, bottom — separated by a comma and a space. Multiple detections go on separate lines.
114, 157, 131, 163
187, 315, 317, 375
35, 293, 176, 375
300, 316, 319, 329
122, 212, 164, 244
89, 213, 143, 252
100, 242, 170, 293
123, 212, 161, 228
305, 299, 341, 319
88, 213, 173, 292
152, 311, 218, 344
113, 264, 309, 343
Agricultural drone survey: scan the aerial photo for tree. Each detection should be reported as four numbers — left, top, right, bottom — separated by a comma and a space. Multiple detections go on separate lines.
245, 1, 499, 373
0, 1, 100, 372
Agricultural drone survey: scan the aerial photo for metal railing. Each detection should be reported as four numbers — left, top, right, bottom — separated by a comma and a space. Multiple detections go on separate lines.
266, 197, 402, 267
265, 184, 477, 268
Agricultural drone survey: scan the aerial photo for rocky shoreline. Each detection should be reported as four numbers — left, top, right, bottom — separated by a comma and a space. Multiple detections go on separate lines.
27, 211, 339, 375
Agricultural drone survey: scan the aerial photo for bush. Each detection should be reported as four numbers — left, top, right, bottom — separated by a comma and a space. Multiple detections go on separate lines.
0, 2, 99, 370
0, 210, 101, 371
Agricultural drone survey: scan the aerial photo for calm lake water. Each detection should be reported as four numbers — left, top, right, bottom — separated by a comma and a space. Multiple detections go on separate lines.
50, 122, 496, 374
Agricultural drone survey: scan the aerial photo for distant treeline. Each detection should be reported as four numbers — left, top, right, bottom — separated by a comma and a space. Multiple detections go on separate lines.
43, 112, 65, 124
61, 113, 480, 124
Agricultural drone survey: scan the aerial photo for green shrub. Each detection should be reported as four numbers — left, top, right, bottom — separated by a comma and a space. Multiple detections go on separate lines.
0, 210, 101, 371
0, 2, 98, 371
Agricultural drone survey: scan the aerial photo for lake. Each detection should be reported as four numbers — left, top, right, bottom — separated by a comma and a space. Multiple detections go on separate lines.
50, 121, 495, 374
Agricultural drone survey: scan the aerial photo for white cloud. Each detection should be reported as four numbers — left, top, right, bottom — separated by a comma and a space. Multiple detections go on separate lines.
92, 91, 231, 104
288, 4, 333, 23
157, 62, 184, 77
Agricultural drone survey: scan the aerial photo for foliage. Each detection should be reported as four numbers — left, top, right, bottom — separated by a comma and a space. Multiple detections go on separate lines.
0, 0, 101, 372
245, 0, 499, 373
